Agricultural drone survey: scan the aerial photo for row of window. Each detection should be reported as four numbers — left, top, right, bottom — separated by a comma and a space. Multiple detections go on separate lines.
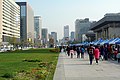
3, 13, 19, 25
3, 27, 20, 35
3, 5, 20, 22
3, 21, 20, 32
3, 10, 19, 24
2, 11, 20, 26
3, 2, 20, 16
3, 17, 20, 29
3, 0, 20, 14
3, 32, 20, 38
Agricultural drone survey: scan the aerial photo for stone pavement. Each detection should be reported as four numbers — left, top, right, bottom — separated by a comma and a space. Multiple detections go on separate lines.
53, 52, 120, 80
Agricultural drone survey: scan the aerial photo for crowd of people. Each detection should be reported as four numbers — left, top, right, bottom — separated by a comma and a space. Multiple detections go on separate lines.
60, 44, 120, 65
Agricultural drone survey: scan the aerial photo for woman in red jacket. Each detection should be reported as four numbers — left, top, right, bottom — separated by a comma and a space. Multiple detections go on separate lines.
94, 46, 100, 64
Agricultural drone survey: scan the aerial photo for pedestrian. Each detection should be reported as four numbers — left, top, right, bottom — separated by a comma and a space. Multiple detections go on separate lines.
104, 45, 108, 60
88, 44, 94, 65
100, 46, 104, 61
94, 46, 100, 64
113, 47, 118, 60
117, 53, 120, 63
66, 46, 70, 56
73, 46, 77, 55
76, 46, 80, 58
108, 45, 112, 59
70, 47, 74, 58
81, 45, 85, 58
59, 46, 62, 52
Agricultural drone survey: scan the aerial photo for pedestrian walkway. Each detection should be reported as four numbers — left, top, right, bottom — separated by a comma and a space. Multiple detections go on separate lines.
53, 52, 120, 80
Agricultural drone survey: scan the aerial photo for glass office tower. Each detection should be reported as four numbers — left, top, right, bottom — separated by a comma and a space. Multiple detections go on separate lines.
16, 2, 34, 43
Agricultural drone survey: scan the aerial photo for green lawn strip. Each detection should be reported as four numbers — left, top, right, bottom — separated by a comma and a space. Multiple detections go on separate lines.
0, 48, 59, 80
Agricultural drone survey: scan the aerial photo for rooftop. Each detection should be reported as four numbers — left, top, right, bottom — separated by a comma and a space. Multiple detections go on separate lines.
90, 13, 120, 30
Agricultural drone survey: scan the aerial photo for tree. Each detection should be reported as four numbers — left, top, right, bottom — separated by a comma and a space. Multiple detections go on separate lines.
8, 36, 18, 49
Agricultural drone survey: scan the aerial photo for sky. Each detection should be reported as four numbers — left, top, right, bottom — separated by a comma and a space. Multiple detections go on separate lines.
16, 0, 120, 39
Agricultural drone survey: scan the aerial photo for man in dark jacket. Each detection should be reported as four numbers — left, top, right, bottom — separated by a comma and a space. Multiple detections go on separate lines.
76, 46, 81, 58
88, 44, 94, 65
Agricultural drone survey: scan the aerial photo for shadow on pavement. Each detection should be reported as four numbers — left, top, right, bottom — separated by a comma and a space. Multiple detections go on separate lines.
107, 60, 120, 65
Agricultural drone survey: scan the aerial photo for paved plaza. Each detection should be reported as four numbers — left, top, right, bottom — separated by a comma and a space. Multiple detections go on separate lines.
54, 53, 120, 80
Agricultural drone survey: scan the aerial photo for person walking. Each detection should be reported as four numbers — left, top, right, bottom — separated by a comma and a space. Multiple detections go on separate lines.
88, 44, 94, 65
100, 46, 104, 61
76, 46, 81, 58
70, 47, 74, 58
94, 46, 100, 64
66, 46, 70, 56
73, 46, 77, 55
81, 46, 85, 58
104, 45, 108, 60
113, 47, 118, 60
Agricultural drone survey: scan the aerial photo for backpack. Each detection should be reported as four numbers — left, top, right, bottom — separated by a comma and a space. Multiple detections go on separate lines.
89, 48, 94, 54
81, 48, 85, 53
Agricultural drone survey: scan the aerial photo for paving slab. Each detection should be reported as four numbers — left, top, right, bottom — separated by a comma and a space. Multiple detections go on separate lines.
54, 53, 120, 80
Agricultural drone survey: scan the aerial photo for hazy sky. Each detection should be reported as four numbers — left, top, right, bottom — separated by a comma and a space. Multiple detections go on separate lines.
16, 0, 120, 39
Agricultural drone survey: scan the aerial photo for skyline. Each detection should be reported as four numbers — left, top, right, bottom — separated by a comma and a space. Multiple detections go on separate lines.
16, 0, 120, 39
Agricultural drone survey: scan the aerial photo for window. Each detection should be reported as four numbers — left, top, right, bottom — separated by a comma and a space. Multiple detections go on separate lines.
21, 6, 26, 16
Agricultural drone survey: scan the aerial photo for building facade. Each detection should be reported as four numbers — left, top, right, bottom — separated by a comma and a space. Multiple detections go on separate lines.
51, 32, 57, 45
16, 2, 34, 44
0, 0, 20, 43
64, 25, 69, 42
42, 28, 48, 45
34, 16, 42, 43
75, 18, 91, 42
91, 13, 120, 40
70, 31, 75, 41
85, 31, 96, 42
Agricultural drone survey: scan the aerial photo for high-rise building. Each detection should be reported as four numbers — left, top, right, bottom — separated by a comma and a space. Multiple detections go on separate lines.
64, 25, 69, 42
70, 31, 75, 41
34, 16, 42, 43
16, 2, 34, 43
0, 0, 20, 43
51, 32, 57, 45
75, 18, 91, 42
42, 28, 48, 45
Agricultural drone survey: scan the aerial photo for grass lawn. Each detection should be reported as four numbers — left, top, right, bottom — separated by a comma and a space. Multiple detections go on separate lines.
0, 48, 59, 80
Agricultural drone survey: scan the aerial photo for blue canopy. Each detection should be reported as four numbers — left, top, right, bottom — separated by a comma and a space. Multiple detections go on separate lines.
94, 39, 103, 45
109, 38, 120, 44
116, 41, 120, 44
97, 40, 104, 45
115, 39, 120, 44
90, 40, 97, 45
104, 38, 115, 45
100, 39, 109, 45
84, 42, 89, 46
